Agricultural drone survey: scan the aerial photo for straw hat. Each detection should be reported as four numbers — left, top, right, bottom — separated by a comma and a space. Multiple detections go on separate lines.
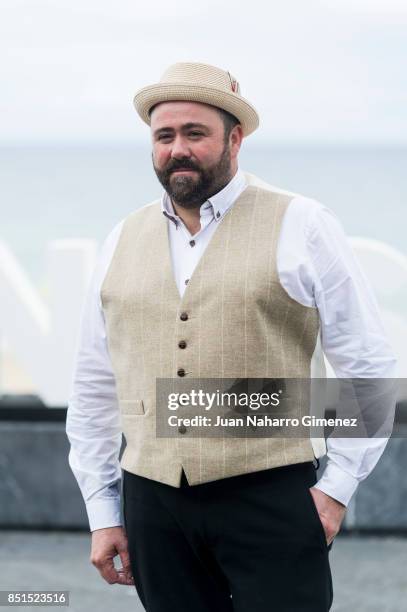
133, 62, 259, 137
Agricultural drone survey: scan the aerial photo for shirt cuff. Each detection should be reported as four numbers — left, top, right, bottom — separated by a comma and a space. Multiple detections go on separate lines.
313, 461, 360, 507
86, 496, 123, 532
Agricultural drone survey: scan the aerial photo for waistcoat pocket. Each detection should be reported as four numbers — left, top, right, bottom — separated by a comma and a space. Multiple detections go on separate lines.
119, 399, 145, 415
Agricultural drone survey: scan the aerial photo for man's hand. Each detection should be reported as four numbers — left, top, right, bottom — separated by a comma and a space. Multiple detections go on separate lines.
90, 526, 134, 586
309, 487, 346, 545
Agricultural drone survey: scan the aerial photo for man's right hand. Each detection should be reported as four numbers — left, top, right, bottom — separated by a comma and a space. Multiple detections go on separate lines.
90, 526, 134, 586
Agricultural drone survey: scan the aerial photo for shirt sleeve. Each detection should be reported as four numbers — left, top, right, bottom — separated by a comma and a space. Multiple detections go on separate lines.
284, 199, 398, 506
65, 218, 125, 531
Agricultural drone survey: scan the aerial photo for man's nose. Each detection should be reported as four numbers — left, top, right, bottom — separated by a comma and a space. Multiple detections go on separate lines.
170, 135, 191, 159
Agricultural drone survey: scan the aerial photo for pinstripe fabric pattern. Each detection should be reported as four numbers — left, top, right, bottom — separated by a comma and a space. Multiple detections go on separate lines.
100, 183, 319, 487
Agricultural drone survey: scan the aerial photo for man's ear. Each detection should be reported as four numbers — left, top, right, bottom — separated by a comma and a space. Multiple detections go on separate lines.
230, 124, 244, 156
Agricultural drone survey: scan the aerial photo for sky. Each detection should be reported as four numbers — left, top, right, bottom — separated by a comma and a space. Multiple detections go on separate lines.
1, 0, 406, 145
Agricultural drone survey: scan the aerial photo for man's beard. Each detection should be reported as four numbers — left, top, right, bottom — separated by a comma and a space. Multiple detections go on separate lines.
152, 143, 232, 209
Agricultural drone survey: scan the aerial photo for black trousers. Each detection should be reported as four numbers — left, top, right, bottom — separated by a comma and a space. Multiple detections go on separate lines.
123, 462, 333, 611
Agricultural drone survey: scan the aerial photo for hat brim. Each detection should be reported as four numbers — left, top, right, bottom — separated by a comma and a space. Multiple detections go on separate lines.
133, 83, 259, 137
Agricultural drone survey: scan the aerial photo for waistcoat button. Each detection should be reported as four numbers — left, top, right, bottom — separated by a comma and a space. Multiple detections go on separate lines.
178, 425, 187, 434
180, 312, 188, 321
178, 340, 187, 349
177, 368, 186, 377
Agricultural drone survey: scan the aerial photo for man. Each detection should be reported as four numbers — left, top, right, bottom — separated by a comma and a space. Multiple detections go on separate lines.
66, 62, 396, 611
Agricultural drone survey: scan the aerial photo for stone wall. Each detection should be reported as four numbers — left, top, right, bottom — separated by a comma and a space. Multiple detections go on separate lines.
1, 420, 406, 531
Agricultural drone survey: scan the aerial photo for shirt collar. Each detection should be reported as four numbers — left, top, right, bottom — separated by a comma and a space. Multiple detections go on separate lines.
161, 167, 247, 226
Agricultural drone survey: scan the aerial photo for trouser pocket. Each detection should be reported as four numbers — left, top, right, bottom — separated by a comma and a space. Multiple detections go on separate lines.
305, 485, 329, 549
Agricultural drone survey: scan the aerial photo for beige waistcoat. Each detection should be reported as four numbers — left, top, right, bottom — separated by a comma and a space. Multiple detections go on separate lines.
101, 180, 320, 487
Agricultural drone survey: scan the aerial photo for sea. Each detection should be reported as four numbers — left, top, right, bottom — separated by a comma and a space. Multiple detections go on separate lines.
1, 144, 406, 286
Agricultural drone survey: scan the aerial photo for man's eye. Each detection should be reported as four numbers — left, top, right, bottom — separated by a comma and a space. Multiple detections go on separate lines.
158, 134, 172, 141
189, 132, 203, 137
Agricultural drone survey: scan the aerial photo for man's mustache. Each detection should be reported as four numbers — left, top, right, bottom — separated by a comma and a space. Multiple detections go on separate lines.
165, 160, 201, 174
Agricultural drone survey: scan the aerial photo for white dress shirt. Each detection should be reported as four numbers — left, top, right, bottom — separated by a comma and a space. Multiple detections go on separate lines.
66, 167, 397, 532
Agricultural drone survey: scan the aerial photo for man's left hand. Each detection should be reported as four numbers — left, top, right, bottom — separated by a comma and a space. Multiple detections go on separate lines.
309, 487, 347, 546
